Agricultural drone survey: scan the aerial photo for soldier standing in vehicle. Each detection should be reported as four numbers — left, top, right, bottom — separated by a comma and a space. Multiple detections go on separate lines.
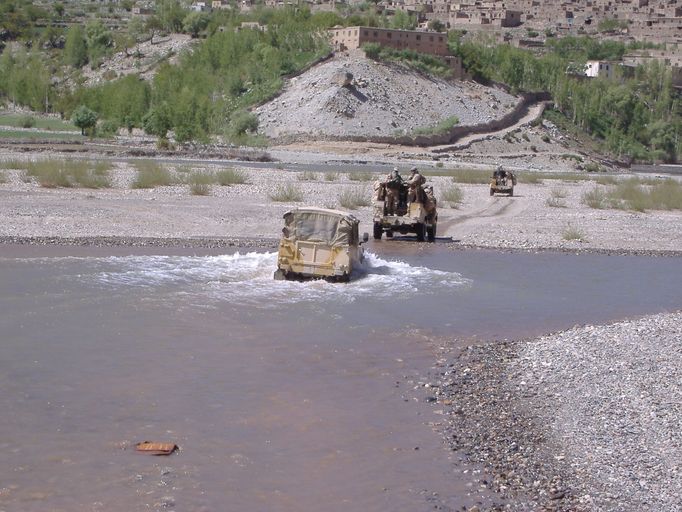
406, 166, 425, 203
384, 168, 403, 215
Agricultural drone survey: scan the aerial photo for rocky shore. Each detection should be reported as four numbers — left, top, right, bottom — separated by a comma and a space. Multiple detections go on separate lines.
425, 312, 682, 511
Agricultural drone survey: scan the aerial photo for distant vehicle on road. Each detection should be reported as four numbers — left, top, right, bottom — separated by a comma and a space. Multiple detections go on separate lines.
274, 207, 368, 282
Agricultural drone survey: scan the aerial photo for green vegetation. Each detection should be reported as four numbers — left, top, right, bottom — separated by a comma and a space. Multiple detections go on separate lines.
71, 105, 98, 135
520, 173, 543, 184
188, 171, 213, 195
605, 178, 682, 212
362, 43, 452, 78
131, 160, 175, 188
0, 171, 7, 184
270, 183, 303, 202
450, 168, 490, 184
440, 184, 464, 207
348, 171, 374, 182
338, 187, 370, 209
324, 172, 339, 181
216, 168, 247, 186
450, 35, 682, 162
562, 224, 586, 241
582, 186, 608, 209
413, 116, 459, 136
25, 160, 111, 188
298, 170, 318, 181
0, 114, 78, 131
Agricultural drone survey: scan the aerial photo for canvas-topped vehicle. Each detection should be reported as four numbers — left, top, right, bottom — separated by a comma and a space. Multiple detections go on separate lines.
372, 168, 438, 242
274, 207, 368, 282
490, 166, 517, 196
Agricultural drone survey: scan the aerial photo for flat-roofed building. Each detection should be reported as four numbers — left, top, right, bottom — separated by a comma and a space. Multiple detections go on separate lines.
330, 26, 449, 56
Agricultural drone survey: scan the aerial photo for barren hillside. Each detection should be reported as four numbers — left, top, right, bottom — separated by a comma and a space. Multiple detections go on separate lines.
255, 52, 520, 141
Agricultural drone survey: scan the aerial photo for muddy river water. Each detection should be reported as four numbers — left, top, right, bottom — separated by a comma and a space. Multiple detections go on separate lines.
1, 244, 680, 512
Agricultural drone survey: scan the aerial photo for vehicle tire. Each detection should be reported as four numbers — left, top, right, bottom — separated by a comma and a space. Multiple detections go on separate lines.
415, 223, 425, 242
273, 269, 286, 280
386, 230, 393, 238
373, 222, 382, 240
509, 188, 514, 197
427, 224, 436, 242
489, 188, 494, 196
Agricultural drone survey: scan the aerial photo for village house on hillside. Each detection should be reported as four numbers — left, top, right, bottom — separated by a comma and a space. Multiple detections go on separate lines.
329, 26, 464, 77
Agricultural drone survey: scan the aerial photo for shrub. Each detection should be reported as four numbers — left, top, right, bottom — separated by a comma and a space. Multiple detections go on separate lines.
546, 197, 567, 208
595, 175, 619, 185
298, 170, 318, 181
550, 187, 568, 198
338, 187, 370, 210
585, 162, 603, 173
412, 116, 459, 136
582, 186, 608, 209
270, 183, 303, 202
19, 115, 36, 129
216, 168, 247, 186
131, 161, 175, 188
188, 171, 214, 195
541, 134, 551, 143
0, 171, 7, 184
97, 119, 119, 137
0, 159, 29, 170
324, 172, 339, 181
348, 171, 373, 182
562, 224, 586, 241
441, 185, 463, 207
228, 110, 259, 138
25, 160, 111, 188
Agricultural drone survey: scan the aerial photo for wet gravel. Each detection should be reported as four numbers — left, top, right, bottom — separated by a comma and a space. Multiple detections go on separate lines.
424, 312, 682, 511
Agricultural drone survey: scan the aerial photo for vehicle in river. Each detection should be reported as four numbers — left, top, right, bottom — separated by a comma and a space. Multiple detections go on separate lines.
274, 207, 368, 282
373, 180, 437, 242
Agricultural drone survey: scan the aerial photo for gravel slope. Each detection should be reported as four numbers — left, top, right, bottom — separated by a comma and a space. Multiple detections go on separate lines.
256, 52, 519, 140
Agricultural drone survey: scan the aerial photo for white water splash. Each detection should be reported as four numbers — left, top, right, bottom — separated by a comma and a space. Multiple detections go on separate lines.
89, 251, 470, 307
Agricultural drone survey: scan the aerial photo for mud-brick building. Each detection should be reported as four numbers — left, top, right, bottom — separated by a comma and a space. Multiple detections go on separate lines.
329, 26, 463, 77
330, 26, 449, 56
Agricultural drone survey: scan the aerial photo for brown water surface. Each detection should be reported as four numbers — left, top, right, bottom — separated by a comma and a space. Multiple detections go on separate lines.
1, 246, 680, 511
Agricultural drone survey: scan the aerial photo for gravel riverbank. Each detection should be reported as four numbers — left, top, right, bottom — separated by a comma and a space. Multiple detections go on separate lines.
425, 312, 682, 511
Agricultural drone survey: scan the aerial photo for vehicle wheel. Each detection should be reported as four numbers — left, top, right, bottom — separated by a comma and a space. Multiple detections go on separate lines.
373, 222, 382, 240
509, 188, 514, 197
489, 188, 494, 196
415, 223, 425, 242
386, 230, 394, 238
273, 269, 286, 280
427, 224, 436, 242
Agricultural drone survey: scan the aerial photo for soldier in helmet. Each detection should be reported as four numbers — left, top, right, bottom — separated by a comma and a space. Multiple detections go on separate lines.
406, 166, 425, 203
384, 167, 403, 215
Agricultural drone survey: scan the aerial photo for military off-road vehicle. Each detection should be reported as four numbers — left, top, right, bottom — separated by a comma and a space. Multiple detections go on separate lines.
372, 180, 438, 242
490, 168, 517, 196
274, 207, 368, 282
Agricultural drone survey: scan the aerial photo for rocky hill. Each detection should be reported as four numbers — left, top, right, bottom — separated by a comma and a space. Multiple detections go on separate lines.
255, 51, 520, 141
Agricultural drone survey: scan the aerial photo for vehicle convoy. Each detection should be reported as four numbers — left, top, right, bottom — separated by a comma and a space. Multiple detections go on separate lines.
274, 207, 368, 282
490, 167, 517, 196
373, 168, 438, 242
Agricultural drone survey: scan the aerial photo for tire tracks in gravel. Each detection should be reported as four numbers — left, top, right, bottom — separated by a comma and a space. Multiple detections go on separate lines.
439, 195, 528, 241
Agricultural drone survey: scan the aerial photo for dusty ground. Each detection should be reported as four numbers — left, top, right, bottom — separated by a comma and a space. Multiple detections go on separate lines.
0, 154, 679, 254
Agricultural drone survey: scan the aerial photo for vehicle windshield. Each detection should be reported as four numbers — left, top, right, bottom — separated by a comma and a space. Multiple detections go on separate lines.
283, 211, 354, 245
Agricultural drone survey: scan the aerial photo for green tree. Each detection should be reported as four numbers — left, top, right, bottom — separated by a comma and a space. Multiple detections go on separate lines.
64, 25, 88, 68
156, 0, 187, 33
72, 105, 98, 135
143, 105, 172, 138
85, 20, 113, 68
183, 11, 210, 38
428, 19, 445, 32
53, 2, 65, 18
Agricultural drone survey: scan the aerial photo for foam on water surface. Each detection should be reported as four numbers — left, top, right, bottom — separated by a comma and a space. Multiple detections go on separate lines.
88, 251, 471, 307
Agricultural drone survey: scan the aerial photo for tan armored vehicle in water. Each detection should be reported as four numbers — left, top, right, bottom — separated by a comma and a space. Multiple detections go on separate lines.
274, 207, 368, 282
373, 170, 438, 242
490, 167, 517, 196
